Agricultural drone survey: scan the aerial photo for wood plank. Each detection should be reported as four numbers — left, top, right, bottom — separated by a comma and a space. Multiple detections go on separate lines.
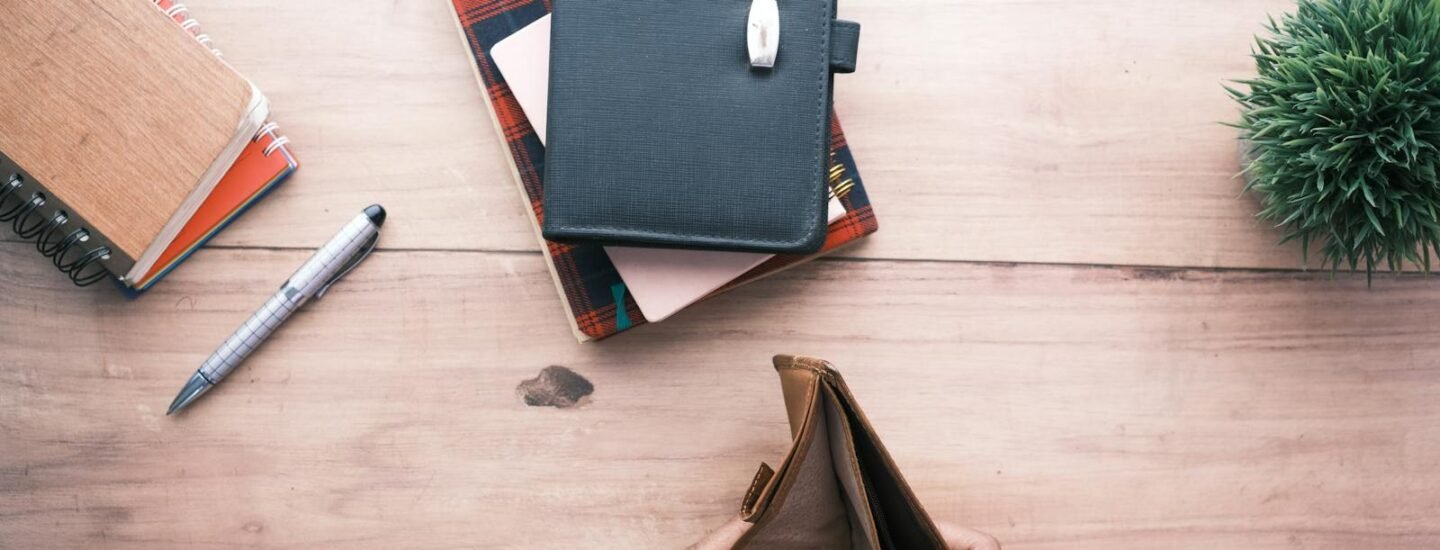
4, 242, 1440, 548
153, 0, 530, 253
834, 0, 1305, 268
0, 0, 1326, 270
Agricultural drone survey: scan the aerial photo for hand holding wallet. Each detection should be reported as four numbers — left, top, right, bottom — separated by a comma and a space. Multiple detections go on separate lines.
702, 355, 951, 549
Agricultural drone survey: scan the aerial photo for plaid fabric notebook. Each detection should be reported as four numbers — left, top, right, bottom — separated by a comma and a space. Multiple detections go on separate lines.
450, 0, 878, 341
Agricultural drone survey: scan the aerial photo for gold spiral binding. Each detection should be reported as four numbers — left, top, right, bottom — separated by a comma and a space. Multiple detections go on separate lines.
827, 152, 855, 200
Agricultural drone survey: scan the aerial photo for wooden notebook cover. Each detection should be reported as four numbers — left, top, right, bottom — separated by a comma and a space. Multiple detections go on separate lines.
0, 0, 257, 261
130, 0, 300, 292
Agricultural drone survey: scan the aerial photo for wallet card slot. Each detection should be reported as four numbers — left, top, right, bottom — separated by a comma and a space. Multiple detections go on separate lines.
835, 387, 943, 549
822, 384, 882, 550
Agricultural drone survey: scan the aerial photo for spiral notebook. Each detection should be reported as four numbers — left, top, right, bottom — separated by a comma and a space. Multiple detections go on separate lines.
0, 0, 295, 290
451, 0, 879, 341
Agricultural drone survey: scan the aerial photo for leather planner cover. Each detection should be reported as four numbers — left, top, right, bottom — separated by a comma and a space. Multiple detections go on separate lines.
449, 0, 876, 341
542, 0, 862, 253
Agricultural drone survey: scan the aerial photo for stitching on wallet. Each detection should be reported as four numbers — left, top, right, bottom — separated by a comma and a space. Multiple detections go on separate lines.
808, 0, 827, 240
776, 356, 830, 376
546, 0, 831, 248
742, 464, 771, 515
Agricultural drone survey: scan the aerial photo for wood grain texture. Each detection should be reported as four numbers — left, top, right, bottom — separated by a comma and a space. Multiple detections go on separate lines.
0, 0, 1326, 270
5, 0, 1440, 549
5, 243, 1440, 549
0, 0, 257, 260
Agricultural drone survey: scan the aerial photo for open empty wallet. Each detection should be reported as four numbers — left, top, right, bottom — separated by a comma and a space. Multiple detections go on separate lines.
730, 355, 946, 549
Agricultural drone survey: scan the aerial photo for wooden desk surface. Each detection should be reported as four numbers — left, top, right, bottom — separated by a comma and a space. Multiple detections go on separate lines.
4, 0, 1440, 548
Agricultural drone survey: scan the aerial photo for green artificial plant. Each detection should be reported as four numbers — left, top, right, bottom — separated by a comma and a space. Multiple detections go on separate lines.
1228, 0, 1440, 277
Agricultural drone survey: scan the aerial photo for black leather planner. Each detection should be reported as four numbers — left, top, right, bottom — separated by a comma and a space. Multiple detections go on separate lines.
542, 0, 862, 254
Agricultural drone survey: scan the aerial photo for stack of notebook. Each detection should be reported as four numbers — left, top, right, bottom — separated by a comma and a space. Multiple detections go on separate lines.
449, 0, 878, 341
0, 0, 296, 291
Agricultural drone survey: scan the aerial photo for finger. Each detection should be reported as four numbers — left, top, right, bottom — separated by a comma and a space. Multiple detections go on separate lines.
937, 522, 1002, 550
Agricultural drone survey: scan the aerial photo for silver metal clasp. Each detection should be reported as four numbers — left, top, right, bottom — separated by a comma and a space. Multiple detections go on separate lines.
316, 233, 379, 299
747, 0, 779, 69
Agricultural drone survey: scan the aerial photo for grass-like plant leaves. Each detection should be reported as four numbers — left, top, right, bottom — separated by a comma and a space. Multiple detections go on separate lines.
1229, 0, 1440, 279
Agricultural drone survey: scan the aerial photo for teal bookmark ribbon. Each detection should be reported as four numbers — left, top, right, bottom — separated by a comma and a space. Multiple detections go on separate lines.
611, 283, 632, 331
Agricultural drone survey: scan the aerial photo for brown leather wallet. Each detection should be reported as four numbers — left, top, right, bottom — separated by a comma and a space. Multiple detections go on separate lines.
732, 355, 946, 549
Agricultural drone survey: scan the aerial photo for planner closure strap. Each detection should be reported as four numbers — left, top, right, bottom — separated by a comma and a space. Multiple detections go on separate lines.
830, 20, 861, 73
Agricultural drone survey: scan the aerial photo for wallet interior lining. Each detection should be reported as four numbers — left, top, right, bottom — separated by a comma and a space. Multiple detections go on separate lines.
739, 388, 854, 549
835, 387, 938, 549
822, 384, 881, 550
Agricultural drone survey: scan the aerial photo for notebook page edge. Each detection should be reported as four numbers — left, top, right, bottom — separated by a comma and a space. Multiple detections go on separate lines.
122, 85, 268, 285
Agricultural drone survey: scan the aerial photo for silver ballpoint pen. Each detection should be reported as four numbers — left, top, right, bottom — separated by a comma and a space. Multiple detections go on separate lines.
167, 205, 387, 415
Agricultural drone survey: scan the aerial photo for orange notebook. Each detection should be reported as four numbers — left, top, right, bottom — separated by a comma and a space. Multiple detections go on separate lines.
131, 0, 298, 291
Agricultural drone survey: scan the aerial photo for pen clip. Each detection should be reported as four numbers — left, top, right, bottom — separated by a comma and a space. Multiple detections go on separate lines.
316, 232, 378, 299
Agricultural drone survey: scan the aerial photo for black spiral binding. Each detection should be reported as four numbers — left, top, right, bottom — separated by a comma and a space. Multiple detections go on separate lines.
0, 173, 113, 286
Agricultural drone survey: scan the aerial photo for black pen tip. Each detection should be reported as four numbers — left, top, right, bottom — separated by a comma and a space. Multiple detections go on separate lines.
364, 204, 386, 227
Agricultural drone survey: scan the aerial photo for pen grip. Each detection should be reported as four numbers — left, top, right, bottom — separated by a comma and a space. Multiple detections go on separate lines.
198, 290, 299, 383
